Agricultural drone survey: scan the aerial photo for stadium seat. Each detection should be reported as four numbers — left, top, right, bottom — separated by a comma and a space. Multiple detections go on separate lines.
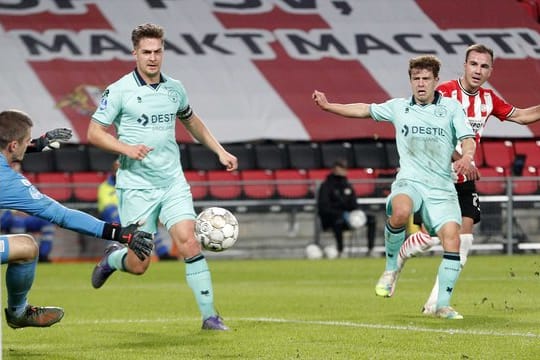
347, 168, 376, 197
54, 145, 90, 172
35, 172, 73, 201
384, 142, 400, 169
225, 143, 256, 170
241, 169, 276, 199
274, 169, 310, 198
88, 146, 118, 172
207, 170, 242, 200
22, 172, 37, 184
476, 167, 507, 195
513, 140, 540, 167
71, 171, 107, 202
178, 143, 190, 170
287, 142, 322, 170
307, 168, 331, 195
512, 166, 539, 195
472, 142, 485, 168
22, 151, 56, 173
184, 170, 209, 200
187, 144, 223, 171
352, 141, 388, 169
482, 140, 515, 170
254, 142, 288, 170
320, 142, 354, 169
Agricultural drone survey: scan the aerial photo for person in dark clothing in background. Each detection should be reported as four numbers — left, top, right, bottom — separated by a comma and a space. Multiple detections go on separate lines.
317, 159, 376, 257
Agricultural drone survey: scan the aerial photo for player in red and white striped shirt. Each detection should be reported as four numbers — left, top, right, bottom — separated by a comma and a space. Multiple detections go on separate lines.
396, 44, 540, 314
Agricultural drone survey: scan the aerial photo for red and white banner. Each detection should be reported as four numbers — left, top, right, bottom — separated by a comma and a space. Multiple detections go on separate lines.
1, 0, 539, 143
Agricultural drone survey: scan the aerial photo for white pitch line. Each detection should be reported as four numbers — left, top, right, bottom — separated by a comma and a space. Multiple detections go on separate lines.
239, 317, 540, 338
68, 317, 539, 338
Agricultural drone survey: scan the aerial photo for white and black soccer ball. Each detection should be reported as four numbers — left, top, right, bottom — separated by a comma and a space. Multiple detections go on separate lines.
195, 207, 239, 252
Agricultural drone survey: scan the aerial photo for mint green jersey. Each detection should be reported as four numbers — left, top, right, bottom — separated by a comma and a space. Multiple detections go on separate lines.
370, 92, 474, 191
92, 71, 191, 189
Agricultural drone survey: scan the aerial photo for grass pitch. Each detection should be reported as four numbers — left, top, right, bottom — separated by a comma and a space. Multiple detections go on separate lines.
2, 254, 540, 359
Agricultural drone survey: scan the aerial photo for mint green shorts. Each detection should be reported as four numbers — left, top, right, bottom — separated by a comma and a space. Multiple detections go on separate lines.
386, 179, 461, 235
117, 176, 196, 234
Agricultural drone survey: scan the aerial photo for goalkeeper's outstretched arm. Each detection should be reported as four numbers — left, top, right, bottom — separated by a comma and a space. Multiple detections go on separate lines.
26, 128, 73, 153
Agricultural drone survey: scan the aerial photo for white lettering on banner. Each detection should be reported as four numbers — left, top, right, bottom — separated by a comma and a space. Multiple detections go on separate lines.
11, 29, 540, 61
0, 0, 539, 142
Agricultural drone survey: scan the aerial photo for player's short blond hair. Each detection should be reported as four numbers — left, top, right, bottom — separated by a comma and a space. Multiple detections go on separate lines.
465, 44, 494, 63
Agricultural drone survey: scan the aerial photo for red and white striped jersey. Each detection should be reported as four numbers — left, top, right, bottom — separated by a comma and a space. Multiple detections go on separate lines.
437, 79, 515, 142
437, 79, 515, 183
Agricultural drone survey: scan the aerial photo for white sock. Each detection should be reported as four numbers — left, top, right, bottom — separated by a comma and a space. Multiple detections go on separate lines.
459, 233, 473, 267
397, 232, 439, 270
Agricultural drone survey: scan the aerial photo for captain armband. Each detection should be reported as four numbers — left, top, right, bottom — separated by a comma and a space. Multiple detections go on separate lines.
177, 105, 193, 122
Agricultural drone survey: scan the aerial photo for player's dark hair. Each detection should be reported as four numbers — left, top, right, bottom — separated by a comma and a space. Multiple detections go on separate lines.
0, 109, 33, 149
465, 44, 494, 63
408, 55, 441, 79
131, 23, 165, 49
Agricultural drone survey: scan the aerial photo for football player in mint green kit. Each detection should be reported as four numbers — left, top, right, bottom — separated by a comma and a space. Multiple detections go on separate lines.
87, 23, 238, 330
312, 55, 477, 319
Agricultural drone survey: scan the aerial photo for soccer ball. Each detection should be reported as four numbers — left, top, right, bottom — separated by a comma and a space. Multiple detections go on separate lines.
323, 245, 339, 259
195, 207, 239, 252
348, 209, 367, 229
305, 243, 323, 260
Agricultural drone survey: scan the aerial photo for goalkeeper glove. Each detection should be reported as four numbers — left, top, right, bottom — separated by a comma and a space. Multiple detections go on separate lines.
29, 128, 73, 152
103, 222, 154, 261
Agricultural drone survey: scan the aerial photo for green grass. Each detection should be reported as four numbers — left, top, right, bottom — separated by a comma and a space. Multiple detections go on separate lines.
3, 255, 540, 359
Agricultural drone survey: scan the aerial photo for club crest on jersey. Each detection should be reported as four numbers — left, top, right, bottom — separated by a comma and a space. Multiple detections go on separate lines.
168, 89, 180, 103
434, 105, 447, 117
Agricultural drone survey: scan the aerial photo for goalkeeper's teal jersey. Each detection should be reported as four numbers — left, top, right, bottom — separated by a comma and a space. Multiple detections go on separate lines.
92, 70, 190, 189
370, 92, 474, 191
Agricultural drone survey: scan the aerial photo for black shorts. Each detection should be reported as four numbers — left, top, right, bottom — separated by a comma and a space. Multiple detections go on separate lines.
455, 181, 481, 224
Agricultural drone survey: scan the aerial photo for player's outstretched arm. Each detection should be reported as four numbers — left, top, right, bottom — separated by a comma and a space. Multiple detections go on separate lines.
26, 128, 73, 153
27, 199, 153, 261
312, 90, 371, 118
508, 105, 540, 125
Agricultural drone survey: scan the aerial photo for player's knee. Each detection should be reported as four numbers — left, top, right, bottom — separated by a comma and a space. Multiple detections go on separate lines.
389, 212, 409, 228
176, 237, 202, 258
8, 234, 39, 262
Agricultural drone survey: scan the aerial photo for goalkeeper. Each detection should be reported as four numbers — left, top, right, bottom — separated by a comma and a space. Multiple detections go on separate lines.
0, 109, 154, 329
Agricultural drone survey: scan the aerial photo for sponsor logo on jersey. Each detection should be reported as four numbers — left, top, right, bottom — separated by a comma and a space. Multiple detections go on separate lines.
401, 124, 444, 137
137, 113, 176, 126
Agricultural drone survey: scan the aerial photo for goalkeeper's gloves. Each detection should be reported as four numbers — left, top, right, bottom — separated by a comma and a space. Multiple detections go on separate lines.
28, 128, 73, 152
102, 221, 154, 261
